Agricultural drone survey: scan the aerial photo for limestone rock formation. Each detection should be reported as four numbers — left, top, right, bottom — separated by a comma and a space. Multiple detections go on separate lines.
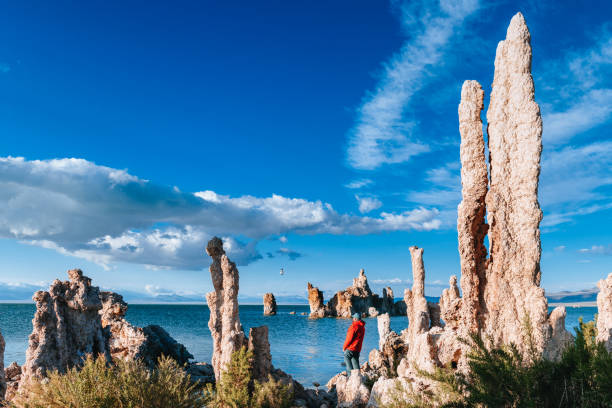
483, 12, 549, 354
543, 307, 574, 361
205, 237, 248, 382
307, 283, 326, 318
4, 362, 20, 401
404, 247, 432, 338
457, 79, 488, 334
439, 276, 462, 330
377, 313, 390, 351
0, 330, 5, 400
308, 269, 405, 319
100, 292, 193, 368
19, 269, 110, 388
100, 291, 193, 369
263, 293, 277, 316
335, 371, 371, 408
248, 326, 272, 382
597, 273, 612, 351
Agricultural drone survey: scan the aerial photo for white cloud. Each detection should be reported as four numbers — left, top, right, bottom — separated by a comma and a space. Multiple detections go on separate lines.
355, 195, 383, 214
345, 179, 374, 189
346, 0, 480, 170
554, 245, 566, 252
578, 245, 612, 255
278, 236, 288, 243
0, 156, 442, 270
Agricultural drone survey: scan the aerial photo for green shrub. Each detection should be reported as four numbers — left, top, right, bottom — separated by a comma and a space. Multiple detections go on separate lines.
380, 318, 612, 408
11, 355, 205, 408
204, 347, 294, 408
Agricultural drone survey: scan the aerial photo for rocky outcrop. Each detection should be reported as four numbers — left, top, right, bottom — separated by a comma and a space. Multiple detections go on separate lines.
19, 269, 110, 388
439, 276, 461, 331
205, 237, 248, 382
335, 370, 370, 408
307, 283, 326, 318
263, 293, 277, 316
543, 307, 574, 361
308, 269, 405, 319
404, 247, 432, 338
248, 326, 272, 382
4, 362, 20, 401
99, 290, 193, 369
597, 273, 612, 351
0, 330, 5, 400
457, 80, 488, 334
483, 11, 549, 355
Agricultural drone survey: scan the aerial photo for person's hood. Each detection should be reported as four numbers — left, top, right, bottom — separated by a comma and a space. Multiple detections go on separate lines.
354, 319, 365, 328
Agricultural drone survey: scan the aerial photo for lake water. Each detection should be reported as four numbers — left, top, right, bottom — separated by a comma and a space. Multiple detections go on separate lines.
0, 304, 597, 385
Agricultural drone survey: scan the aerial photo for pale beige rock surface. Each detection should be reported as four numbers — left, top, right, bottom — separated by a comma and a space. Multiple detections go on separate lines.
0, 330, 5, 399
263, 293, 277, 316
307, 283, 326, 318
484, 12, 548, 354
19, 269, 111, 388
248, 326, 272, 381
439, 276, 462, 330
404, 246, 431, 339
543, 306, 574, 361
335, 370, 370, 408
597, 273, 612, 351
377, 313, 390, 351
99, 291, 193, 368
457, 79, 488, 334
205, 237, 248, 382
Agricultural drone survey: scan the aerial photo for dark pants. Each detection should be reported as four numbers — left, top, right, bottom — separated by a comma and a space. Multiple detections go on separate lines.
344, 349, 360, 372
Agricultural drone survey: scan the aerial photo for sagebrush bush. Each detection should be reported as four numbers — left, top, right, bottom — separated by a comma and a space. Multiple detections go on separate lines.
204, 347, 294, 408
381, 318, 612, 408
10, 355, 205, 408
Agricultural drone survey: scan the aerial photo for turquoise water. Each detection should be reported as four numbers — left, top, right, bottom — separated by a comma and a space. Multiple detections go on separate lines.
0, 304, 597, 385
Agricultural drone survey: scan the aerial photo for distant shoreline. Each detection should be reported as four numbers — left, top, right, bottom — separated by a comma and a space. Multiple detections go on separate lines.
548, 301, 597, 307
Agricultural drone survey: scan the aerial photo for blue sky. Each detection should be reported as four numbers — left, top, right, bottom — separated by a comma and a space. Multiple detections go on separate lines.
0, 0, 611, 302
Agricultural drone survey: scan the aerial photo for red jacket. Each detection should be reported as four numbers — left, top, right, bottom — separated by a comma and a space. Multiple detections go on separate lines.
343, 319, 365, 353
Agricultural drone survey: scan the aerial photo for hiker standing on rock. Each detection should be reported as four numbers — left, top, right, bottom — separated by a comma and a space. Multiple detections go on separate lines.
343, 312, 365, 375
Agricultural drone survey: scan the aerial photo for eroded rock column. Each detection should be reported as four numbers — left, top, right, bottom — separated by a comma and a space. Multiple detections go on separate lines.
404, 246, 430, 338
484, 12, 548, 353
205, 237, 247, 382
307, 283, 326, 318
248, 326, 272, 381
597, 273, 612, 351
457, 80, 488, 333
263, 293, 277, 316
19, 269, 111, 388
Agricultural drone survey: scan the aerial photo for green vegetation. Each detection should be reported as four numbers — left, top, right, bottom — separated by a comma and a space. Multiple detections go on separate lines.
10, 355, 205, 408
10, 348, 293, 408
381, 318, 612, 408
203, 347, 294, 408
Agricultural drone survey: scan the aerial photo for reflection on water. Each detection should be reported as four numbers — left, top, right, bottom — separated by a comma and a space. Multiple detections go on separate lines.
0, 304, 598, 385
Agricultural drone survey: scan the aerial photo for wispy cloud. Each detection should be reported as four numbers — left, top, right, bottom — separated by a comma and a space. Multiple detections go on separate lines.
0, 156, 442, 270
355, 195, 383, 213
276, 247, 303, 261
345, 179, 374, 189
345, 0, 480, 170
578, 245, 612, 255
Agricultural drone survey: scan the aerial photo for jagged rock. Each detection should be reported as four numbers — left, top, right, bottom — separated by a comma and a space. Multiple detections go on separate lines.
248, 326, 272, 381
483, 12, 548, 354
263, 293, 277, 316
309, 269, 404, 318
0, 331, 5, 400
99, 291, 193, 369
543, 307, 574, 361
19, 269, 111, 388
205, 237, 248, 382
307, 283, 326, 318
457, 80, 488, 334
378, 314, 390, 351
439, 276, 462, 330
393, 299, 407, 315
597, 273, 612, 351
404, 246, 431, 338
335, 370, 370, 408
4, 362, 20, 401
367, 377, 411, 407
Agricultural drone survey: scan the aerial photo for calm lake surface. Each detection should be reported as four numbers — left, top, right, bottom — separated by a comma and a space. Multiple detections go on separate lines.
0, 304, 597, 385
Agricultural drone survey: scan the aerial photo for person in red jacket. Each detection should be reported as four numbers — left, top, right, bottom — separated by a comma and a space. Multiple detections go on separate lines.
343, 312, 365, 375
